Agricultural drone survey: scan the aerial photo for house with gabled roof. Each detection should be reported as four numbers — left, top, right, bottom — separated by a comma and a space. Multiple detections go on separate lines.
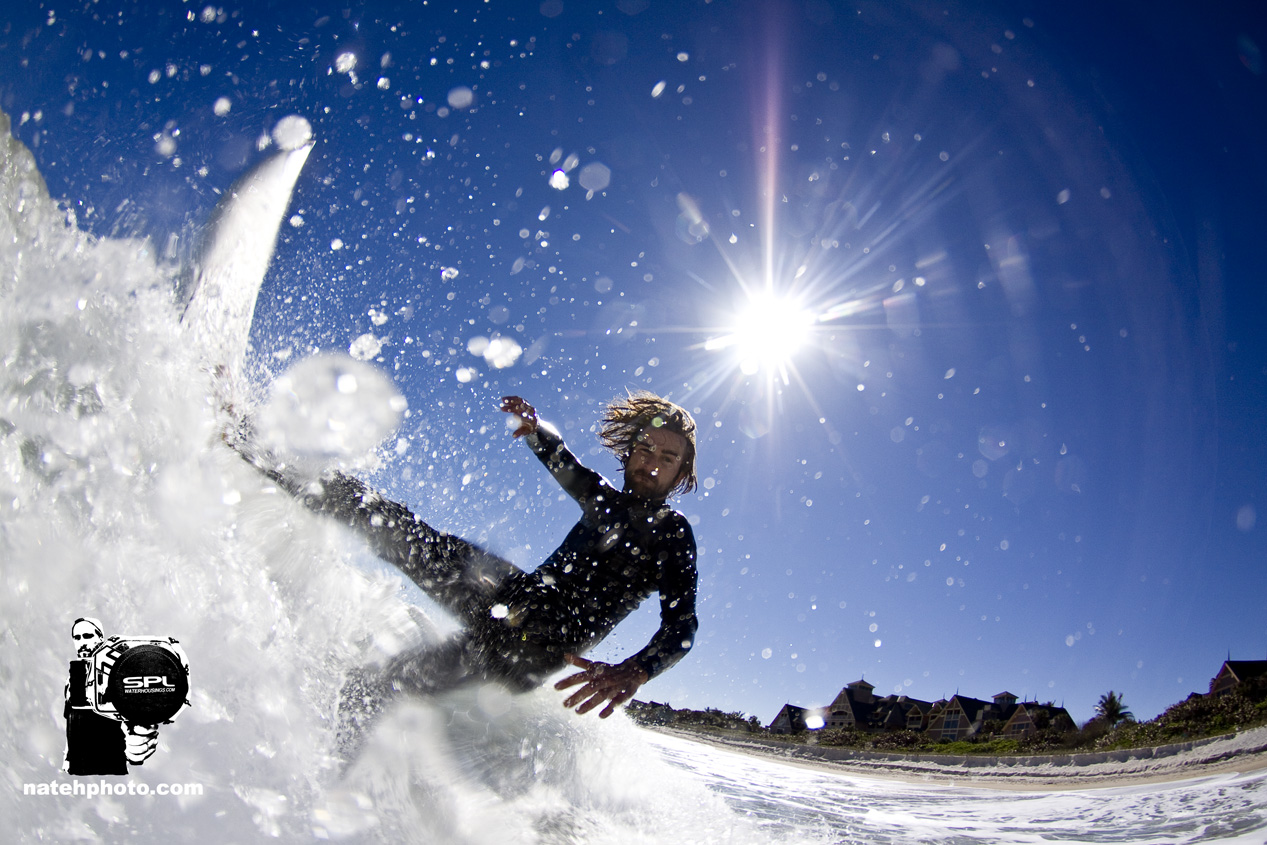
823, 681, 938, 733
872, 694, 936, 731
1209, 660, 1267, 697
925, 692, 1027, 741
899, 696, 937, 731
825, 679, 877, 730
773, 670, 1102, 743
768, 703, 828, 734
1001, 700, 1074, 738
926, 694, 990, 741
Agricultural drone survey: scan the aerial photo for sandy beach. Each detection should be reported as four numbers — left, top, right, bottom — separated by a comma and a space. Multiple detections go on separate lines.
649, 724, 1267, 791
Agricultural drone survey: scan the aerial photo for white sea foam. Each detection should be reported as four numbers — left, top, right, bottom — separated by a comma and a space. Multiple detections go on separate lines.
650, 731, 1267, 844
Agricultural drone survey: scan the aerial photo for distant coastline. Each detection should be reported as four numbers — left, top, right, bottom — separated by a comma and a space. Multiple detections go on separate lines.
643, 723, 1267, 790
630, 665, 1267, 770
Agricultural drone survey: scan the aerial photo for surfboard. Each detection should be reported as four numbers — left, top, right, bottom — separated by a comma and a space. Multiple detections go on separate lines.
177, 139, 314, 392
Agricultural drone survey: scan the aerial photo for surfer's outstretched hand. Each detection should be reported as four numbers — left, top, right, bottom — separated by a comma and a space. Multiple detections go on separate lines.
500, 396, 538, 438
554, 654, 649, 719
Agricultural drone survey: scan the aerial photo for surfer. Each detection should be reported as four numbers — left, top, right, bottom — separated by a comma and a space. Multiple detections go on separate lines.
239, 391, 698, 753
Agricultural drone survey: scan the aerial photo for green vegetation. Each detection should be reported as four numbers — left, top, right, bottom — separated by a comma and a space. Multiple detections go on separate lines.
1094, 691, 1135, 728
1091, 680, 1267, 751
626, 702, 759, 733
632, 676, 1267, 757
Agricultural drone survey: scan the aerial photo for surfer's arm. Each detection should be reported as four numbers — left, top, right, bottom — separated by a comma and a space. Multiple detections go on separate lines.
518, 417, 606, 505
629, 516, 699, 680
501, 396, 608, 507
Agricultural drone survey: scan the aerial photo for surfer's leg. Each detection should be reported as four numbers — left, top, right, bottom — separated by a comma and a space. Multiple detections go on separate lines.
458, 619, 570, 696
240, 462, 520, 621
334, 637, 477, 762
334, 665, 395, 763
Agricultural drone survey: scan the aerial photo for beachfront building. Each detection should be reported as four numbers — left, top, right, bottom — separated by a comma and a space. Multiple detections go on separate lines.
1001, 701, 1075, 738
924, 692, 1073, 741
925, 694, 994, 741
781, 679, 1074, 740
768, 703, 828, 734
825, 679, 938, 733
625, 700, 675, 725
826, 679, 876, 730
879, 695, 937, 731
1208, 660, 1267, 697
899, 698, 938, 732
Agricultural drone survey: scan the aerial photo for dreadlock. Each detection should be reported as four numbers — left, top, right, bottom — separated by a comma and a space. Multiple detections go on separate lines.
599, 391, 698, 495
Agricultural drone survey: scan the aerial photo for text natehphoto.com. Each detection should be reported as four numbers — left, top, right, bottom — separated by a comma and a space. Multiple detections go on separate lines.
23, 781, 204, 798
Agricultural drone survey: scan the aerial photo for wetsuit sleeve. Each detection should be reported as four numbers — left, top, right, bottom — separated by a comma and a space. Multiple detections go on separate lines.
629, 516, 699, 680
523, 423, 606, 505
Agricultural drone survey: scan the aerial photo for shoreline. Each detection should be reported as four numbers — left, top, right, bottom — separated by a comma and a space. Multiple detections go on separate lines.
644, 724, 1267, 791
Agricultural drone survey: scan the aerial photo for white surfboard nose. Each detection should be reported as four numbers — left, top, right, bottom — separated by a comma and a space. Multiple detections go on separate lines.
178, 139, 314, 383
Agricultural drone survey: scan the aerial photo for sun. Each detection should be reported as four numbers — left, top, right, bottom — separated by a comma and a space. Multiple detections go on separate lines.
705, 291, 816, 380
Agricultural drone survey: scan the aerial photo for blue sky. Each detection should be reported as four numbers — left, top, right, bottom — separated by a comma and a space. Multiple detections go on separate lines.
3, 0, 1265, 724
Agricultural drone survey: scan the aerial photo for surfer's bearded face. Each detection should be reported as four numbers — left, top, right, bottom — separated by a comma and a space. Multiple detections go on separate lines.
624, 427, 687, 499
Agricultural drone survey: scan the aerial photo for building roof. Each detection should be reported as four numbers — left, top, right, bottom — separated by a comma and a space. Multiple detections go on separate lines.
1222, 660, 1267, 682
770, 703, 828, 731
948, 694, 992, 720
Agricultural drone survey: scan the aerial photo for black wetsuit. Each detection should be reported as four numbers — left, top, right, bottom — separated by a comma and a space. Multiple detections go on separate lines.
262, 423, 697, 722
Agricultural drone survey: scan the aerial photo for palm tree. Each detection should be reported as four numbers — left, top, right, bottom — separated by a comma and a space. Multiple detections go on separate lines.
1095, 691, 1135, 727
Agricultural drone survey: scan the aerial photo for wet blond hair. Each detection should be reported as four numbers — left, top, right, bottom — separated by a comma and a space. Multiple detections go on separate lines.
599, 391, 698, 495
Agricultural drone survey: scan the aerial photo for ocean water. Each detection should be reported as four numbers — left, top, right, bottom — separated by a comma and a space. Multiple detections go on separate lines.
650, 732, 1267, 844
3, 111, 1266, 845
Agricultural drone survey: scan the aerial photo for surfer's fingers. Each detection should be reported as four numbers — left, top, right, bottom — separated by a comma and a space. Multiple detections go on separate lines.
553, 655, 602, 688
563, 673, 621, 708
562, 682, 602, 707
571, 673, 640, 715
562, 686, 592, 710
553, 667, 597, 691
574, 691, 611, 715
502, 399, 538, 437
499, 395, 536, 417
599, 689, 634, 719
